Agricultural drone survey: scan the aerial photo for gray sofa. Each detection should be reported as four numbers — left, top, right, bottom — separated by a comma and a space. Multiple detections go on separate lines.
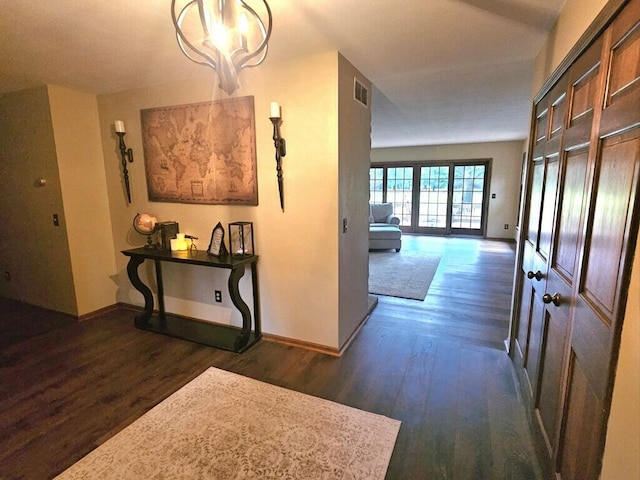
369, 203, 402, 252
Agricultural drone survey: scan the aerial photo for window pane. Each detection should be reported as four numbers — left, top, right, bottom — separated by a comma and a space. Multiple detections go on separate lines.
452, 163, 486, 231
369, 167, 384, 203
418, 166, 448, 228
386, 167, 413, 226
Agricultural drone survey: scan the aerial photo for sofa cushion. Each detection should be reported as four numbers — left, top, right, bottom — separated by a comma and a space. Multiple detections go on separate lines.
370, 202, 393, 223
369, 203, 400, 225
369, 225, 402, 239
370, 223, 399, 228
369, 224, 402, 252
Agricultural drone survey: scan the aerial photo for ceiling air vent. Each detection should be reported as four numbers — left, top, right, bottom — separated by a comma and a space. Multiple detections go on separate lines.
354, 78, 369, 107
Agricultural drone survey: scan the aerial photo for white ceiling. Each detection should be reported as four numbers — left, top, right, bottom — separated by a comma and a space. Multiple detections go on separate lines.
0, 0, 566, 148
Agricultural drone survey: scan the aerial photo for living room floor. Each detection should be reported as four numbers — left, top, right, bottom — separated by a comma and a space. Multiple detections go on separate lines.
371, 234, 516, 350
0, 236, 541, 479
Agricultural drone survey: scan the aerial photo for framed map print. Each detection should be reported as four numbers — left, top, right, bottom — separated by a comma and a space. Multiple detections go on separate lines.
140, 96, 258, 205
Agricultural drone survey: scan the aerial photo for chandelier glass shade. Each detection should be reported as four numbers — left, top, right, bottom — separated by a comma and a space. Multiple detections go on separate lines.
171, 0, 273, 95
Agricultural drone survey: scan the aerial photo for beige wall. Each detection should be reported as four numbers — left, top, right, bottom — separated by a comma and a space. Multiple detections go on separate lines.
48, 85, 118, 316
0, 86, 77, 314
531, 0, 640, 477
532, 0, 611, 93
370, 141, 524, 239
97, 51, 368, 350
337, 54, 372, 348
0, 85, 118, 316
602, 241, 640, 478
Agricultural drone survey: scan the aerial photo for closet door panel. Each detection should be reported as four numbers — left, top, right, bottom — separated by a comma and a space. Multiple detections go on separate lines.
581, 132, 640, 324
535, 303, 571, 457
516, 277, 534, 364
538, 155, 559, 261
559, 355, 603, 480
568, 37, 603, 127
526, 158, 545, 245
525, 289, 547, 399
564, 37, 603, 151
553, 148, 590, 283
600, 0, 640, 136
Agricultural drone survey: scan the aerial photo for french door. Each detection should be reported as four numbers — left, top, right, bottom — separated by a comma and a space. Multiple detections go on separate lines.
370, 161, 490, 235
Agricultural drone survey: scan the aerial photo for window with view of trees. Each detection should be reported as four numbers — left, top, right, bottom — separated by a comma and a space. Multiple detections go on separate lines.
369, 160, 490, 235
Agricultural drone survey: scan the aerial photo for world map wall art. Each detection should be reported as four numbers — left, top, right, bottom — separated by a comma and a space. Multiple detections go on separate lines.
140, 96, 258, 205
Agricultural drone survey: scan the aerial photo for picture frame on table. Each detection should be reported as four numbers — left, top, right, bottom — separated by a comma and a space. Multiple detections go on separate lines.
207, 222, 228, 257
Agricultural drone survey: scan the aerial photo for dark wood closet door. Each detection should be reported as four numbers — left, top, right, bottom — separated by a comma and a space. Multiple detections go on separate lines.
532, 33, 604, 470
514, 75, 566, 411
558, 3, 640, 475
513, 0, 640, 478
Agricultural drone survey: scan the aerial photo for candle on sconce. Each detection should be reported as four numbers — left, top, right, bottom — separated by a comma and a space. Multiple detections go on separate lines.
115, 120, 126, 133
239, 12, 249, 49
269, 102, 280, 119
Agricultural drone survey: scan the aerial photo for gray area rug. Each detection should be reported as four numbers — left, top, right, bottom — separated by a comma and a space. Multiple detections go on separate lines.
55, 367, 401, 479
369, 252, 441, 300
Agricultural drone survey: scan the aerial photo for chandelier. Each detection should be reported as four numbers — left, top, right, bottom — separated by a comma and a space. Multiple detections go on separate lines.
171, 0, 273, 95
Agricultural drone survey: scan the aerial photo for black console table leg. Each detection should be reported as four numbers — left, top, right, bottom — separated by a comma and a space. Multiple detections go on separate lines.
126, 256, 154, 327
251, 262, 261, 339
228, 265, 252, 351
154, 259, 166, 323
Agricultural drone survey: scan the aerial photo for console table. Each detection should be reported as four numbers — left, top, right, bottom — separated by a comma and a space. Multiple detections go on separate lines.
122, 247, 260, 353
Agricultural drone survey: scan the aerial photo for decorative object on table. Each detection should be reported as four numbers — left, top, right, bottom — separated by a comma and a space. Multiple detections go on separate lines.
140, 97, 258, 206
185, 234, 198, 252
132, 213, 158, 249
207, 222, 228, 257
229, 221, 254, 257
269, 102, 287, 211
170, 0, 273, 95
170, 233, 189, 251
114, 120, 134, 203
158, 221, 179, 251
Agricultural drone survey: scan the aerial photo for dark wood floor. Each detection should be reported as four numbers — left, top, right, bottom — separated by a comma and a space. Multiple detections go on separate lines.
0, 236, 542, 480
374, 235, 517, 351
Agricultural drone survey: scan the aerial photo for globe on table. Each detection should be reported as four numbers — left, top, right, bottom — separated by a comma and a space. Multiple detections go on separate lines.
133, 213, 158, 249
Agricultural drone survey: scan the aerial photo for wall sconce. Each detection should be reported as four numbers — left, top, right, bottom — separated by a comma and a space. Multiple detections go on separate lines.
115, 120, 134, 203
269, 102, 286, 212
171, 0, 273, 95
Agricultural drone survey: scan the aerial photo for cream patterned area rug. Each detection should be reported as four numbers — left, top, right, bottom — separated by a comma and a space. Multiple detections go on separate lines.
55, 367, 401, 479
369, 252, 441, 301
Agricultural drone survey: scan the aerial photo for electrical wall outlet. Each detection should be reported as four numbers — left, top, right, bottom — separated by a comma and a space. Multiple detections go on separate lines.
215, 290, 222, 303
504, 224, 509, 230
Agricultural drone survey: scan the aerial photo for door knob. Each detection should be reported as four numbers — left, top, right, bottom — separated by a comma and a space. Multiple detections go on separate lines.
527, 270, 543, 281
542, 293, 561, 306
